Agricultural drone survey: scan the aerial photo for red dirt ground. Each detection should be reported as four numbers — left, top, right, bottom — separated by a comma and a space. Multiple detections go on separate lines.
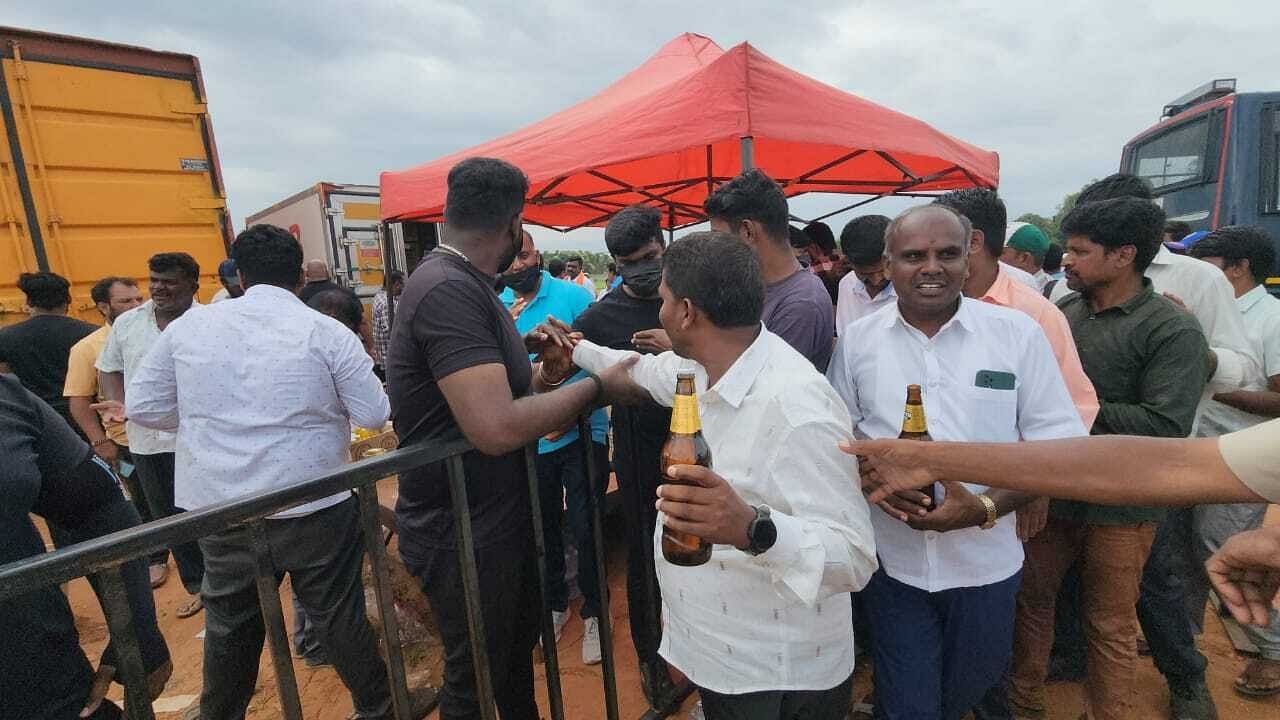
65, 490, 1279, 719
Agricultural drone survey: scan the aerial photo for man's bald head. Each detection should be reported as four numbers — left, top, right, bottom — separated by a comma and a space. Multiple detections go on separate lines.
304, 260, 330, 282
884, 204, 972, 256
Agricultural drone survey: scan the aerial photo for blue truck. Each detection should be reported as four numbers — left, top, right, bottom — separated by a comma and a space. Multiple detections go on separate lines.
1120, 79, 1280, 289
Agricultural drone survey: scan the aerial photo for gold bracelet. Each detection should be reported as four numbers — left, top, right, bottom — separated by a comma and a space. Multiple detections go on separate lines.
539, 363, 568, 387
977, 494, 998, 530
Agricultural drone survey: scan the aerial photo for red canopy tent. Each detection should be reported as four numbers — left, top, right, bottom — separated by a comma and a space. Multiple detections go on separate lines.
380, 33, 998, 230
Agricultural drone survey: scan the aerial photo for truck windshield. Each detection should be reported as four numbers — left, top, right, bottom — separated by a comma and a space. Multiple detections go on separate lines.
1131, 116, 1210, 190
1266, 106, 1280, 214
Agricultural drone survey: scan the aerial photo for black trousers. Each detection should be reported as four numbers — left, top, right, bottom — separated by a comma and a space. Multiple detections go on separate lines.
406, 530, 541, 720
114, 444, 168, 566
699, 674, 854, 720
613, 418, 666, 667
196, 497, 391, 720
132, 451, 204, 594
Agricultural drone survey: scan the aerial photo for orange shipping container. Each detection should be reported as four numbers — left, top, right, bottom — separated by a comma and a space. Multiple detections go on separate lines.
0, 26, 231, 326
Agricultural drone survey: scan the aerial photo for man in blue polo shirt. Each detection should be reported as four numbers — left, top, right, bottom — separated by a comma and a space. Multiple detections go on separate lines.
498, 229, 611, 665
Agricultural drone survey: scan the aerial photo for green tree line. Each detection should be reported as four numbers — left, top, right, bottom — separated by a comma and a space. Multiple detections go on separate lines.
541, 250, 614, 278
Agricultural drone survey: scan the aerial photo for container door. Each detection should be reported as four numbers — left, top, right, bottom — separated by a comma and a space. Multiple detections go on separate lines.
0, 49, 229, 324
0, 99, 38, 324
325, 190, 384, 300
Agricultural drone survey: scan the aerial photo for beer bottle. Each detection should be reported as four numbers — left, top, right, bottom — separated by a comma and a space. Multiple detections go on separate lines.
660, 370, 713, 566
898, 384, 937, 506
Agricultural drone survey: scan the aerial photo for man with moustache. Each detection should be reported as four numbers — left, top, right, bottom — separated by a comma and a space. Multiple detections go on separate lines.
1003, 198, 1209, 720
826, 205, 1086, 719
96, 252, 206, 618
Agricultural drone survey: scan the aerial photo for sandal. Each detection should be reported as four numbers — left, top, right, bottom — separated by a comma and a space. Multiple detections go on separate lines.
176, 595, 204, 619
1234, 658, 1280, 698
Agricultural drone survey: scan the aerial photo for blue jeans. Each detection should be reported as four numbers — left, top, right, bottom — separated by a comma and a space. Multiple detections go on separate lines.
535, 440, 609, 618
861, 568, 1021, 720
1137, 509, 1208, 688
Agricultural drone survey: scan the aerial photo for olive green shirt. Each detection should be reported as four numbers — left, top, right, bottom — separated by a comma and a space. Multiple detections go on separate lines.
1051, 280, 1210, 525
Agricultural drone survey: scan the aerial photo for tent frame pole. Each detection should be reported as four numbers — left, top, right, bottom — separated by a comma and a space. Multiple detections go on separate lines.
739, 136, 754, 171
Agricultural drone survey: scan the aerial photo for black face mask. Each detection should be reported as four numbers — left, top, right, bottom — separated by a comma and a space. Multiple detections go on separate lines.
619, 257, 663, 297
499, 265, 541, 294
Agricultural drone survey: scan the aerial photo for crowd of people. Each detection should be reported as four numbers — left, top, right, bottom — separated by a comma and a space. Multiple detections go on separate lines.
2, 154, 1279, 720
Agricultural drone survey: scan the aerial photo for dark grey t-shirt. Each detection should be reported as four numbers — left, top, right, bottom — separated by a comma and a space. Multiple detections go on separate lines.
762, 269, 835, 372
387, 251, 533, 557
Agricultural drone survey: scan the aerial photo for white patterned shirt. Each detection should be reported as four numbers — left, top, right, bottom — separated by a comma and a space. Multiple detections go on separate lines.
827, 298, 1086, 592
126, 284, 389, 518
572, 327, 877, 694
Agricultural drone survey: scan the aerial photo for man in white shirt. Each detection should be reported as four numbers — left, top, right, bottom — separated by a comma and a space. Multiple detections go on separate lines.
826, 205, 1086, 719
1188, 226, 1280, 699
561, 231, 878, 719
126, 225, 404, 720
96, 252, 206, 618
835, 215, 896, 335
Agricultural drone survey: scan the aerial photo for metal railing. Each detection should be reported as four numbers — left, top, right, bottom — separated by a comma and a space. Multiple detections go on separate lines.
0, 418, 656, 720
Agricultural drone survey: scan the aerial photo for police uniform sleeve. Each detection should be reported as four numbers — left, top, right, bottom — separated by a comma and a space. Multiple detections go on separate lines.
1218, 418, 1280, 503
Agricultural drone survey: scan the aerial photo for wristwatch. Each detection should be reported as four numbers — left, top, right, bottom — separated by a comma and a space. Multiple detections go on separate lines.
977, 493, 998, 530
745, 505, 777, 556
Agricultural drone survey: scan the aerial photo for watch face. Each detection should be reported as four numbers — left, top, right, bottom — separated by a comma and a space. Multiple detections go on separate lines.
754, 517, 778, 552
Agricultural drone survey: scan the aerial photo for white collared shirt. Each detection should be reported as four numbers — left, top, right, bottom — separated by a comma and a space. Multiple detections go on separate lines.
572, 328, 878, 694
126, 284, 390, 518
1050, 246, 1262, 395
96, 300, 193, 455
1198, 285, 1280, 435
827, 298, 1086, 592
835, 273, 896, 336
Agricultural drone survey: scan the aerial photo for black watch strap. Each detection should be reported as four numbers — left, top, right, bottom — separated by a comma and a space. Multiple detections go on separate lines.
746, 505, 777, 556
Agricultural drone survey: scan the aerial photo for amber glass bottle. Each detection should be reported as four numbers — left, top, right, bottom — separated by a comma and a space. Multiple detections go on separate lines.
899, 384, 937, 506
660, 370, 713, 566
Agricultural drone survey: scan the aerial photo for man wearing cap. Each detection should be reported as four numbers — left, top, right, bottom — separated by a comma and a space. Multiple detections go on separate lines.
1003, 223, 1052, 291
211, 259, 244, 303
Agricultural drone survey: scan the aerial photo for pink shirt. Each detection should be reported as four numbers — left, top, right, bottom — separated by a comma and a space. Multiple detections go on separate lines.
979, 268, 1099, 430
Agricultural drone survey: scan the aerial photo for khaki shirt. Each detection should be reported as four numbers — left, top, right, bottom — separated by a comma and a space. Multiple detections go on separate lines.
1219, 418, 1280, 503
63, 324, 127, 445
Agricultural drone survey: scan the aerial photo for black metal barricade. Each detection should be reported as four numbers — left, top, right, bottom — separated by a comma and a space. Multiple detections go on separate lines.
0, 425, 649, 720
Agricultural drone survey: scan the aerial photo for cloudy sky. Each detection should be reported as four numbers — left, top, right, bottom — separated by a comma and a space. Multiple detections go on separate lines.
10, 1, 1277, 251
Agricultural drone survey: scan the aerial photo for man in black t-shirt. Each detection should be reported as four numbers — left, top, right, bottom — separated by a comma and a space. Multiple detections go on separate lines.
0, 272, 95, 432
571, 204, 679, 709
386, 157, 644, 720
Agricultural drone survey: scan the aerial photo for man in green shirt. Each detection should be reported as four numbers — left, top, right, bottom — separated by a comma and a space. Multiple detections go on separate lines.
1006, 197, 1209, 720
